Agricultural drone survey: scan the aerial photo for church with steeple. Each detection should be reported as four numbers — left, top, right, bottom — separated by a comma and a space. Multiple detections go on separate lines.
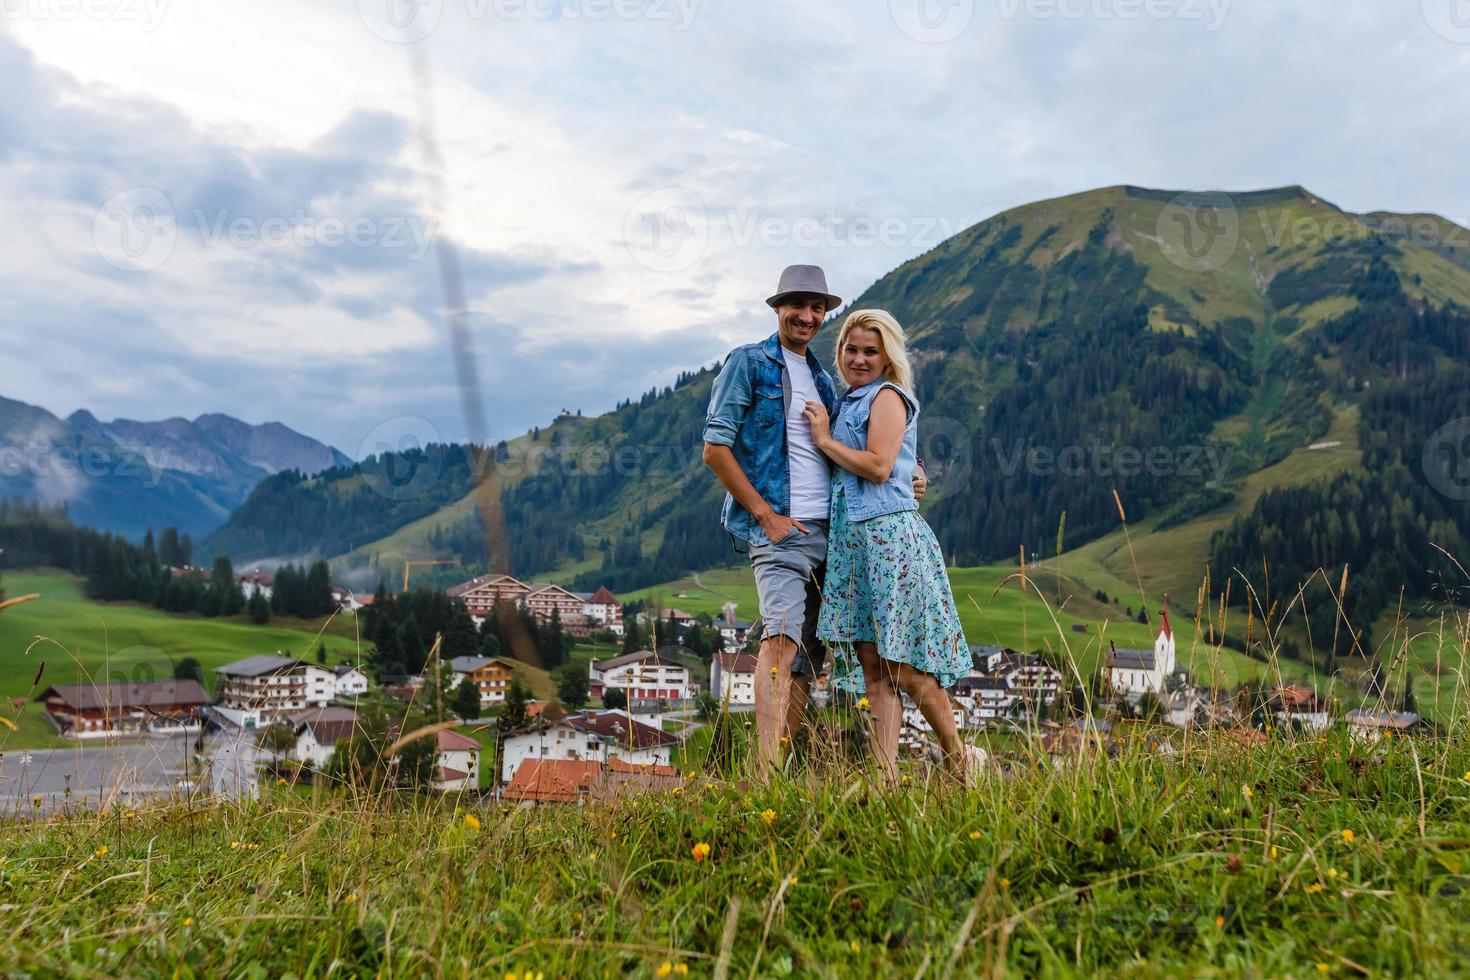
1108, 601, 1178, 698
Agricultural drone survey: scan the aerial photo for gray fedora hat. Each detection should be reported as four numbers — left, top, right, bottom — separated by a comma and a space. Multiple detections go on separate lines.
766, 264, 841, 311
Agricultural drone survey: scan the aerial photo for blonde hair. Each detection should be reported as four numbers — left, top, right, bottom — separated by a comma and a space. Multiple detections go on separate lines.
834, 309, 914, 392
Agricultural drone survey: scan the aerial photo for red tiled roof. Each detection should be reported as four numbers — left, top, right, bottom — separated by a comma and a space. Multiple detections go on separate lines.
1157, 603, 1173, 640
588, 586, 619, 604
435, 766, 470, 781
504, 759, 602, 802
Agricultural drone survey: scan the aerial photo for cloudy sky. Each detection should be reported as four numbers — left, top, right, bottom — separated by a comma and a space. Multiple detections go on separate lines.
1, 0, 1468, 455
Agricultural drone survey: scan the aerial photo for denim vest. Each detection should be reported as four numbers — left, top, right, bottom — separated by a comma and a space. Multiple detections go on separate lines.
832, 380, 920, 522
702, 332, 838, 546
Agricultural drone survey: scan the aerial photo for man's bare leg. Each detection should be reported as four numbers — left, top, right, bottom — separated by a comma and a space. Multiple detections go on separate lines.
754, 635, 797, 780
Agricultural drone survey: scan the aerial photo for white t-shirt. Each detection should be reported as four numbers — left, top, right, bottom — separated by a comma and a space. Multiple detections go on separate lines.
783, 348, 832, 521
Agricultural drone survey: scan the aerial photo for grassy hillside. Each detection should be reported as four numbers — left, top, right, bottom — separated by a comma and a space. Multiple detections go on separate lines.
0, 570, 370, 748
4, 724, 1469, 975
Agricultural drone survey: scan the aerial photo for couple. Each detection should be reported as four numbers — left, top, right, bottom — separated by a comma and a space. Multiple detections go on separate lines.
702, 264, 983, 784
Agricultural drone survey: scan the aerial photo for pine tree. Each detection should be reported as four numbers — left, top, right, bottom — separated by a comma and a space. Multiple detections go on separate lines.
248, 587, 270, 624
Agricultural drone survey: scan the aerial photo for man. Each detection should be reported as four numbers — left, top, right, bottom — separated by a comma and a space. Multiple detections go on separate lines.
702, 265, 925, 776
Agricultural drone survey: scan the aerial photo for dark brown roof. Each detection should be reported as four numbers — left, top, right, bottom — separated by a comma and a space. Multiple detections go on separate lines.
566, 711, 677, 750
589, 650, 684, 672
715, 652, 759, 674
299, 718, 358, 747
41, 680, 210, 712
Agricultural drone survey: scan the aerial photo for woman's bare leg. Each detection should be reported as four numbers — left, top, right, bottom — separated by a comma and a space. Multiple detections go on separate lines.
854, 642, 900, 784
892, 662, 966, 776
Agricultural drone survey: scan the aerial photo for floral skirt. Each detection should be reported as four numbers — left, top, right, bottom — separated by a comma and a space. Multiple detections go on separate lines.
816, 481, 970, 695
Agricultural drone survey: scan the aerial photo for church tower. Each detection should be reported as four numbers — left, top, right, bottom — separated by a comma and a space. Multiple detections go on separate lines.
1154, 599, 1176, 679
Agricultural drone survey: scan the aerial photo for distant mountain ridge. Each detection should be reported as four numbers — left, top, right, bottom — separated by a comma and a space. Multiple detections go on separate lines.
0, 396, 351, 541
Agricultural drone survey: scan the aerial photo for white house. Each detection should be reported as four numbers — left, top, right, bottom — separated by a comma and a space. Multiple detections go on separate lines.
214, 654, 336, 720
953, 675, 1017, 721
711, 652, 757, 706
237, 570, 274, 601
432, 728, 482, 792
588, 651, 697, 703
900, 695, 967, 734
498, 710, 678, 784
289, 707, 359, 768
996, 653, 1064, 699
578, 586, 624, 636
1108, 605, 1178, 698
333, 665, 370, 699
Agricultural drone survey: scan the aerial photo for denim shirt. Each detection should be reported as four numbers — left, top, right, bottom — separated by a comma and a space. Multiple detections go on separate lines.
831, 380, 920, 522
702, 332, 838, 546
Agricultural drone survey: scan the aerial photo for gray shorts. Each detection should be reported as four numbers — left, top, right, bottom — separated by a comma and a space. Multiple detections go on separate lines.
748, 520, 828, 678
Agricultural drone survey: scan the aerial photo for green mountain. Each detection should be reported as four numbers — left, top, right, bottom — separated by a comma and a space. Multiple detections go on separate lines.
204, 185, 1470, 635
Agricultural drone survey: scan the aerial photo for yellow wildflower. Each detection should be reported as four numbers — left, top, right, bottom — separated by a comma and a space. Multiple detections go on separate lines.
850, 940, 861, 953
656, 962, 673, 978
1214, 915, 1224, 930
969, 831, 981, 840
770, 667, 778, 677
674, 966, 689, 976
1241, 784, 1253, 799
1270, 845, 1279, 859
1316, 964, 1330, 974
692, 842, 711, 863
93, 845, 108, 857
465, 813, 481, 831
230, 841, 240, 850
183, 916, 193, 927
856, 697, 870, 710
761, 809, 776, 825
1341, 829, 1355, 845
1000, 877, 1011, 888
1304, 883, 1324, 894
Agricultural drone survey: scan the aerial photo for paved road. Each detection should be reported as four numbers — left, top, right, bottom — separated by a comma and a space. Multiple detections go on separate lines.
0, 730, 263, 818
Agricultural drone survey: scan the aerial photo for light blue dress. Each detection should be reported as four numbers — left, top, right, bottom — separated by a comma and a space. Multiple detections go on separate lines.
815, 384, 970, 695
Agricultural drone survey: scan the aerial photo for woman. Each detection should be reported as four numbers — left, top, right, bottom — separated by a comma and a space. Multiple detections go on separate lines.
802, 309, 983, 784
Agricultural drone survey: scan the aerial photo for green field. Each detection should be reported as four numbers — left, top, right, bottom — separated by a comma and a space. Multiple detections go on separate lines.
0, 570, 371, 748
3, 725, 1469, 975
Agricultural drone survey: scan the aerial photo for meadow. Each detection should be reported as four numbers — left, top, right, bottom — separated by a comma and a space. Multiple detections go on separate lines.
1, 720, 1468, 976
0, 569, 368, 748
